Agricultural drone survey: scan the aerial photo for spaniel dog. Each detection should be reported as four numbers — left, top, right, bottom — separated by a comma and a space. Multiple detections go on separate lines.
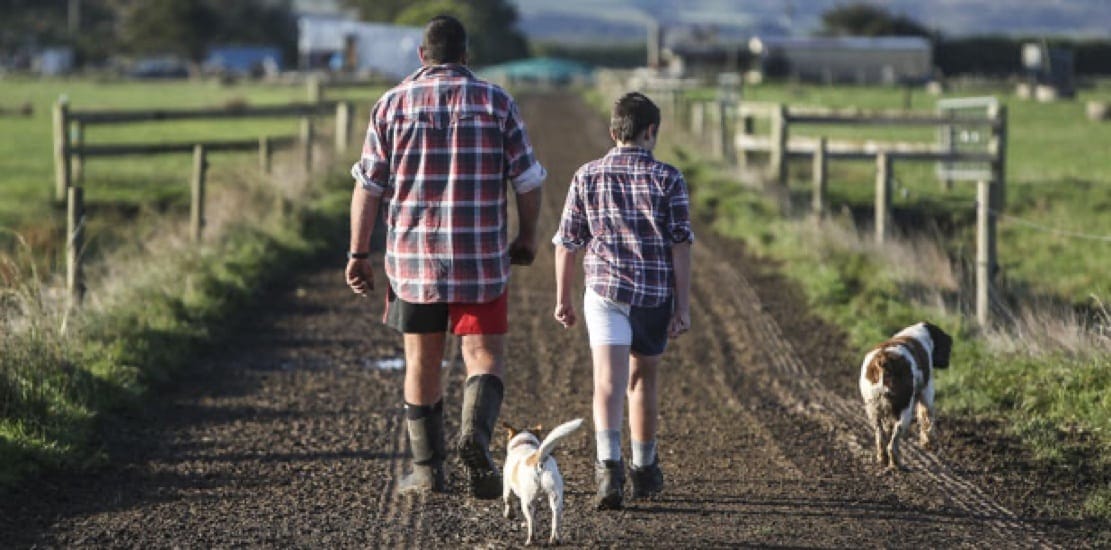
859, 322, 952, 471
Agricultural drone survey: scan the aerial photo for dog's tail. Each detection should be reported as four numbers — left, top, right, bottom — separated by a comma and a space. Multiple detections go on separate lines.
537, 418, 584, 465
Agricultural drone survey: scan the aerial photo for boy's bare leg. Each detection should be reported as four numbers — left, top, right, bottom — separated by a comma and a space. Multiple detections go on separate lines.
458, 333, 507, 499
592, 345, 632, 432
592, 344, 631, 509
399, 332, 448, 494
628, 352, 661, 443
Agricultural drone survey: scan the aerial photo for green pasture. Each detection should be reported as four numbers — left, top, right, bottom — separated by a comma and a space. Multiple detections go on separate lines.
0, 77, 375, 235
703, 82, 1111, 305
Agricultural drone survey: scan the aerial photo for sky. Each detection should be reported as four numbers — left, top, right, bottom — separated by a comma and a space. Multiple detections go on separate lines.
510, 0, 1111, 42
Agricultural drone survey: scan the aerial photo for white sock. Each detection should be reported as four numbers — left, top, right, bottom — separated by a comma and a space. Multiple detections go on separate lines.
631, 439, 657, 468
595, 429, 622, 463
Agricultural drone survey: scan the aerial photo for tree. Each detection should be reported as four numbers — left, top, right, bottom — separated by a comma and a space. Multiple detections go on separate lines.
820, 3, 931, 37
340, 0, 529, 65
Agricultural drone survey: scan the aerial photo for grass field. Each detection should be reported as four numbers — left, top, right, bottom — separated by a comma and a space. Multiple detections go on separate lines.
0, 77, 377, 249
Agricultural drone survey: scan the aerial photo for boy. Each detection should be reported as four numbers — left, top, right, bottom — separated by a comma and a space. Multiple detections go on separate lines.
551, 92, 693, 510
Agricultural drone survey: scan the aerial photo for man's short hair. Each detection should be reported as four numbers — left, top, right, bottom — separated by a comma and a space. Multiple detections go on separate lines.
610, 92, 660, 143
422, 15, 467, 64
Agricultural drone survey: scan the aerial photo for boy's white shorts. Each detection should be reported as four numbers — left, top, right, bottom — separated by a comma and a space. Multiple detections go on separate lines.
583, 287, 633, 347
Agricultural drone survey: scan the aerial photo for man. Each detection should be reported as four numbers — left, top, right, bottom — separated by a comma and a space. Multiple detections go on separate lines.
345, 15, 546, 499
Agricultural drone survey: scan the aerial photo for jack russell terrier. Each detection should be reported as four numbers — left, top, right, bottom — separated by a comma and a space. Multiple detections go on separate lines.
859, 322, 952, 471
502, 418, 584, 546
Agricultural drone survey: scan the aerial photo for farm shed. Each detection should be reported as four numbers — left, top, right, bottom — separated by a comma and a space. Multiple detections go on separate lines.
748, 36, 933, 85
297, 15, 421, 78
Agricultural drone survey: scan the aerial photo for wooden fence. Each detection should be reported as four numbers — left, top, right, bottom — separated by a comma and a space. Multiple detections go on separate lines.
53, 97, 356, 306
667, 92, 1008, 327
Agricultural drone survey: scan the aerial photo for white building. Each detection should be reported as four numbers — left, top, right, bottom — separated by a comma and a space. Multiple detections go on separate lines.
748, 36, 933, 85
298, 15, 422, 79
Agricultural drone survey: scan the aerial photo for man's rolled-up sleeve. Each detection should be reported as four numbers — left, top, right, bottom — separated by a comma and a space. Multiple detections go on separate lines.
502, 100, 546, 194
351, 101, 391, 197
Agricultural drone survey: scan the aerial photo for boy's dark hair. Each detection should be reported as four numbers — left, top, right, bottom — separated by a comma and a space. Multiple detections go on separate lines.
422, 15, 467, 64
610, 92, 660, 143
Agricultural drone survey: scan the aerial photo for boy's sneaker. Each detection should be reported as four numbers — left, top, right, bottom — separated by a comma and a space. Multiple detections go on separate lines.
629, 458, 664, 499
594, 460, 625, 510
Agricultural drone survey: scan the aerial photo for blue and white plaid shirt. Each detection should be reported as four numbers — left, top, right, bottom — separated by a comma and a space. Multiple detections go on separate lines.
553, 146, 694, 308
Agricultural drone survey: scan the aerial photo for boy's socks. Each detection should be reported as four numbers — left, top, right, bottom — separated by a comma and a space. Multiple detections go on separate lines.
632, 439, 657, 468
596, 429, 622, 463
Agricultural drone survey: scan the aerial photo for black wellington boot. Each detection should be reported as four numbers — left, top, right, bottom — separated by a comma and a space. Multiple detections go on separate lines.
397, 401, 447, 495
594, 459, 625, 510
457, 374, 504, 500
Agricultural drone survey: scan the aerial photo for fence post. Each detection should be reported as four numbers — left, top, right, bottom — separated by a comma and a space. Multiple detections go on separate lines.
191, 145, 207, 243
875, 152, 892, 243
718, 100, 735, 165
53, 98, 71, 202
301, 117, 314, 174
690, 102, 704, 138
307, 75, 322, 104
66, 186, 85, 307
259, 136, 272, 175
70, 119, 84, 185
990, 104, 1008, 211
976, 179, 997, 328
738, 113, 754, 168
335, 101, 352, 153
812, 137, 828, 219
769, 103, 788, 185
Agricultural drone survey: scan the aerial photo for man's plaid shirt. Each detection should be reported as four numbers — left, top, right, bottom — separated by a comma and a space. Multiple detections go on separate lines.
352, 64, 546, 304
553, 146, 694, 308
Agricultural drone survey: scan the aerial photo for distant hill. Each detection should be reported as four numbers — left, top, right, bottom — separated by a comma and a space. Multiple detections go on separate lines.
513, 0, 1111, 44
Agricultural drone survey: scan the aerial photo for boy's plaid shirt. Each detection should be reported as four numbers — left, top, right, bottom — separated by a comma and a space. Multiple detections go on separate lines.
351, 64, 545, 304
553, 146, 694, 308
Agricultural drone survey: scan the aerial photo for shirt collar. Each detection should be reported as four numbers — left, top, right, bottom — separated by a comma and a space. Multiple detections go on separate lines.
404, 63, 475, 83
607, 146, 654, 160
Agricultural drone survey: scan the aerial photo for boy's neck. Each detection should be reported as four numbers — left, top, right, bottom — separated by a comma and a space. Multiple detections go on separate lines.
614, 139, 654, 151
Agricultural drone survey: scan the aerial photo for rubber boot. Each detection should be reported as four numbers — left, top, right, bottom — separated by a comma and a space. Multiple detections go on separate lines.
458, 374, 503, 500
397, 401, 447, 495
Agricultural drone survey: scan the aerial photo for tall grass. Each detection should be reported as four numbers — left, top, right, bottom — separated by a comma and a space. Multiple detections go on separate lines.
0, 143, 352, 485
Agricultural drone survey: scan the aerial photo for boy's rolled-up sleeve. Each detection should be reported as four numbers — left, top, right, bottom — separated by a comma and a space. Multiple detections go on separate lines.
351, 100, 391, 197
552, 173, 591, 250
666, 172, 694, 245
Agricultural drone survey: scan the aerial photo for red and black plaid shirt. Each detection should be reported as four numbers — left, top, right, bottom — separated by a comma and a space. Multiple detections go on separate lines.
553, 147, 694, 308
352, 64, 546, 304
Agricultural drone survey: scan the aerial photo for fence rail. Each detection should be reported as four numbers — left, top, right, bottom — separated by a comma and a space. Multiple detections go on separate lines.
68, 102, 339, 125
664, 89, 1008, 328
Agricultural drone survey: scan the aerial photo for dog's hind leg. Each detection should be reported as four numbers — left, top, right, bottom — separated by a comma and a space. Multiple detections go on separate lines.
916, 400, 934, 450
872, 422, 888, 467
503, 481, 512, 518
521, 498, 536, 545
886, 420, 904, 472
548, 488, 563, 545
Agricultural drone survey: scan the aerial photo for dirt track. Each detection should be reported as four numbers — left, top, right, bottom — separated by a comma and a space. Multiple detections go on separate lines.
0, 93, 1096, 548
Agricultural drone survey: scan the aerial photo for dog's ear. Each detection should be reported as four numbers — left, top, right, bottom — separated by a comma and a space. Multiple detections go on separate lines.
924, 322, 953, 368
502, 422, 519, 438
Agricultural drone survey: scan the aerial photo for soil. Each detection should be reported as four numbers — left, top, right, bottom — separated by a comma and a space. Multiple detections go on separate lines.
1, 93, 1104, 548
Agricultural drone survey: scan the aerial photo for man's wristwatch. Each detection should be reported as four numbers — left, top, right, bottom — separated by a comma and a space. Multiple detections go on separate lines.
346, 251, 370, 260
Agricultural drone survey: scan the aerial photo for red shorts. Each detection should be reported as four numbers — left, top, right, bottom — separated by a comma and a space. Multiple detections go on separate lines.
383, 288, 508, 335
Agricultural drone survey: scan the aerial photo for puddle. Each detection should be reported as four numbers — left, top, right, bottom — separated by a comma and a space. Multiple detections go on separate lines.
363, 357, 454, 371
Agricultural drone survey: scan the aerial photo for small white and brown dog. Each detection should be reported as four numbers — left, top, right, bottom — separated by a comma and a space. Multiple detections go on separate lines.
501, 418, 584, 546
859, 322, 952, 472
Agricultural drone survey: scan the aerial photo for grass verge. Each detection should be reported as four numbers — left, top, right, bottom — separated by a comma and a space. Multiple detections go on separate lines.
0, 167, 351, 487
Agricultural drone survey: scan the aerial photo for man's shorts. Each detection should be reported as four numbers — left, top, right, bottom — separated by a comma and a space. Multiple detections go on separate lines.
383, 287, 508, 335
582, 287, 672, 357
